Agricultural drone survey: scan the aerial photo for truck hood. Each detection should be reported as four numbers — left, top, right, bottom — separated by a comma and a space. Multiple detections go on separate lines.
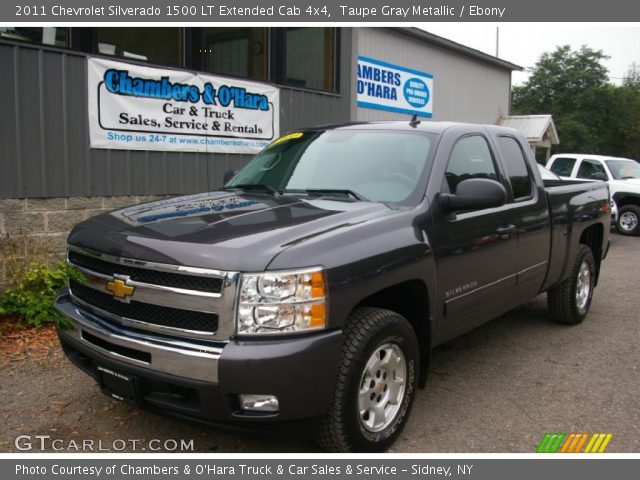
68, 191, 396, 271
609, 178, 640, 195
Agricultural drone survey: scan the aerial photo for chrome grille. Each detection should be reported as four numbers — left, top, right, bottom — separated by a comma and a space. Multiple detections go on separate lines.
66, 245, 238, 341
69, 280, 219, 333
68, 250, 223, 293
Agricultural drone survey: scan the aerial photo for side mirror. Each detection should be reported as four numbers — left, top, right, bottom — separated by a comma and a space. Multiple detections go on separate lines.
223, 169, 237, 184
591, 172, 608, 181
440, 178, 507, 213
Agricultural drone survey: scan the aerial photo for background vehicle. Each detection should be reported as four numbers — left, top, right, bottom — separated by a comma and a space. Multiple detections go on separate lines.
539, 162, 618, 227
55, 122, 610, 452
547, 154, 640, 235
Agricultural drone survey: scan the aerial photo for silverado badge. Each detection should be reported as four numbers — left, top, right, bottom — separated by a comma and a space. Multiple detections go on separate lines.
105, 275, 135, 303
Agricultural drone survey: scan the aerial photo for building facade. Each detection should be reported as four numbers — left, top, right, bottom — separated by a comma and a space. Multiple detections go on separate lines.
354, 28, 514, 123
0, 27, 519, 284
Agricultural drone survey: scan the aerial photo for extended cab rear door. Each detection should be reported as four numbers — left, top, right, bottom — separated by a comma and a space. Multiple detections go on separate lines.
429, 127, 518, 344
492, 133, 551, 304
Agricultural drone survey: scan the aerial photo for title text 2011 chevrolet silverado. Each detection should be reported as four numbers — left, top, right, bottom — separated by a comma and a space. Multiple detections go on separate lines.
55, 121, 610, 452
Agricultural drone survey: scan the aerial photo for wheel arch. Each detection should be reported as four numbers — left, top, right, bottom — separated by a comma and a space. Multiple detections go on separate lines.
612, 192, 640, 208
353, 280, 431, 388
579, 223, 604, 285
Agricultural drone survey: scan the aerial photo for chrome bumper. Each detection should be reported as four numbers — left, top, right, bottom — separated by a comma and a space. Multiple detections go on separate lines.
55, 291, 222, 383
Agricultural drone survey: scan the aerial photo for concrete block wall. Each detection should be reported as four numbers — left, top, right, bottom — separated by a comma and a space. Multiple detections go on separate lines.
0, 196, 166, 288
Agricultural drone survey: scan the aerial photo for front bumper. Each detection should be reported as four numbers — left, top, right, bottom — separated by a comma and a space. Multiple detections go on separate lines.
54, 291, 343, 424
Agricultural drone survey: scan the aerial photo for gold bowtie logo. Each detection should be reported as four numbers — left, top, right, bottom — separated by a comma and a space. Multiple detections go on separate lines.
106, 277, 135, 302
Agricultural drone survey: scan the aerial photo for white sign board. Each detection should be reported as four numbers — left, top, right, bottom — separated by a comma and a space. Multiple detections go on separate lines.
88, 57, 280, 153
356, 56, 433, 118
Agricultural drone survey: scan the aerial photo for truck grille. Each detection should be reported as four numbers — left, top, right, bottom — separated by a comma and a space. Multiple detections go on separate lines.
68, 250, 223, 294
65, 246, 236, 340
69, 280, 219, 333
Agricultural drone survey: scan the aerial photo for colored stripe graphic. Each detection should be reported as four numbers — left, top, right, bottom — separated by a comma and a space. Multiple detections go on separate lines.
537, 433, 613, 453
584, 433, 613, 453
536, 433, 566, 453
560, 433, 577, 453
560, 433, 589, 453
573, 433, 590, 453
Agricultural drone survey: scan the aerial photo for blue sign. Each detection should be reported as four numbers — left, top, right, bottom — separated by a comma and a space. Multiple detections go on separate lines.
357, 56, 433, 117
403, 77, 430, 108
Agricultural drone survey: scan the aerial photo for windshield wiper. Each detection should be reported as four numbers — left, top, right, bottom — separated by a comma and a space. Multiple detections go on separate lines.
620, 176, 638, 180
302, 188, 368, 201
225, 183, 280, 195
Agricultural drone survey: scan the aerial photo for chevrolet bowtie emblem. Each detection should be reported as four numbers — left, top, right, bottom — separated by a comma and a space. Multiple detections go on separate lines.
105, 276, 135, 302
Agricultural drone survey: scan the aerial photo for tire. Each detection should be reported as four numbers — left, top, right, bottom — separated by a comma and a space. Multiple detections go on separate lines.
616, 205, 640, 236
317, 307, 419, 452
547, 245, 596, 325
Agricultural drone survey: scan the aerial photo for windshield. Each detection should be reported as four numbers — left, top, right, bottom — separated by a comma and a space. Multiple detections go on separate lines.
227, 129, 435, 204
605, 159, 640, 180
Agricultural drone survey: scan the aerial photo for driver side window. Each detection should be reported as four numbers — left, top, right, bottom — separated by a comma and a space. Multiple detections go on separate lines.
444, 135, 498, 193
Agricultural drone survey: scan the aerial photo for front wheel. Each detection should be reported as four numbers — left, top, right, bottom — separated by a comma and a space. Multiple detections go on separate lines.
317, 307, 419, 452
547, 244, 596, 325
616, 205, 640, 236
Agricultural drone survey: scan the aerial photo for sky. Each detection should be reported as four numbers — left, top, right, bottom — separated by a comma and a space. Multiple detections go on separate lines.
420, 24, 640, 85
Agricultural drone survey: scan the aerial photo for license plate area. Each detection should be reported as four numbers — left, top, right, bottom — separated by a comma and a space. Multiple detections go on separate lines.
97, 365, 138, 405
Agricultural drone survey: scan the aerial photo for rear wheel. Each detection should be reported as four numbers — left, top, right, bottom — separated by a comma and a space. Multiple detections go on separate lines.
317, 307, 419, 452
547, 245, 596, 325
616, 205, 640, 236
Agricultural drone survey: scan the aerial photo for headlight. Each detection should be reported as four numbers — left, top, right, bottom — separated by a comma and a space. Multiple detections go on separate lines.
237, 267, 326, 335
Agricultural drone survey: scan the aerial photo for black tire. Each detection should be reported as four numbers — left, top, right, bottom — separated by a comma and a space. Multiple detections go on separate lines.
317, 307, 419, 452
616, 205, 640, 236
547, 245, 596, 325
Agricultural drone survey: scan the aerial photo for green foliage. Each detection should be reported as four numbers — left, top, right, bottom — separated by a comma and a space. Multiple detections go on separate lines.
1, 233, 73, 328
623, 62, 640, 90
0, 261, 73, 328
512, 45, 640, 159
513, 45, 609, 115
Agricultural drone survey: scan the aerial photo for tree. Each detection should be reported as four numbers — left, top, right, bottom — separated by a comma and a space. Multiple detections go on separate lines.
616, 84, 640, 158
513, 45, 640, 158
623, 62, 640, 90
513, 45, 609, 115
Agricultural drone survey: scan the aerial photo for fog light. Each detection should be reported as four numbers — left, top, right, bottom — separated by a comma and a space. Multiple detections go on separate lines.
238, 394, 279, 412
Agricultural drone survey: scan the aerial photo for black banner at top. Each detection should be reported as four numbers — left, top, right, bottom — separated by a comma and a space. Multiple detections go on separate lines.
4, 0, 640, 22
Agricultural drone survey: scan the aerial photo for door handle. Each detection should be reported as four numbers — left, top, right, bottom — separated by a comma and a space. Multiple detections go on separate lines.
496, 224, 516, 238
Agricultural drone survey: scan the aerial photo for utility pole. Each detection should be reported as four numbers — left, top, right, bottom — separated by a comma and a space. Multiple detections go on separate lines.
496, 26, 499, 57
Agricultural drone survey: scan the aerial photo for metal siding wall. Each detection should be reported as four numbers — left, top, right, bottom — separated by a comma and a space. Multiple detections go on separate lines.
0, 46, 21, 196
65, 52, 91, 196
42, 51, 67, 196
0, 28, 352, 199
354, 28, 511, 124
17, 48, 44, 197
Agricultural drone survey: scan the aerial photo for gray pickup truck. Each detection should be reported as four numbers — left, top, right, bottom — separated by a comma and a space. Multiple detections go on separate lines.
55, 121, 610, 452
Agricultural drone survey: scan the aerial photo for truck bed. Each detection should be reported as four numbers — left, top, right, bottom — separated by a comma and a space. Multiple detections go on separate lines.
542, 179, 610, 292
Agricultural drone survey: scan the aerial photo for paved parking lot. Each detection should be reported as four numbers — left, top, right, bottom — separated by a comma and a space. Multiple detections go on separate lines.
1, 231, 638, 453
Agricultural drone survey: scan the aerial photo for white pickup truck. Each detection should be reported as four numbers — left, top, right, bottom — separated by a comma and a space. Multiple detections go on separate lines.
547, 154, 640, 236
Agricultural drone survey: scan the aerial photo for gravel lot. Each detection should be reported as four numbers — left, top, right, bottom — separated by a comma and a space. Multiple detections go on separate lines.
1, 231, 638, 453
